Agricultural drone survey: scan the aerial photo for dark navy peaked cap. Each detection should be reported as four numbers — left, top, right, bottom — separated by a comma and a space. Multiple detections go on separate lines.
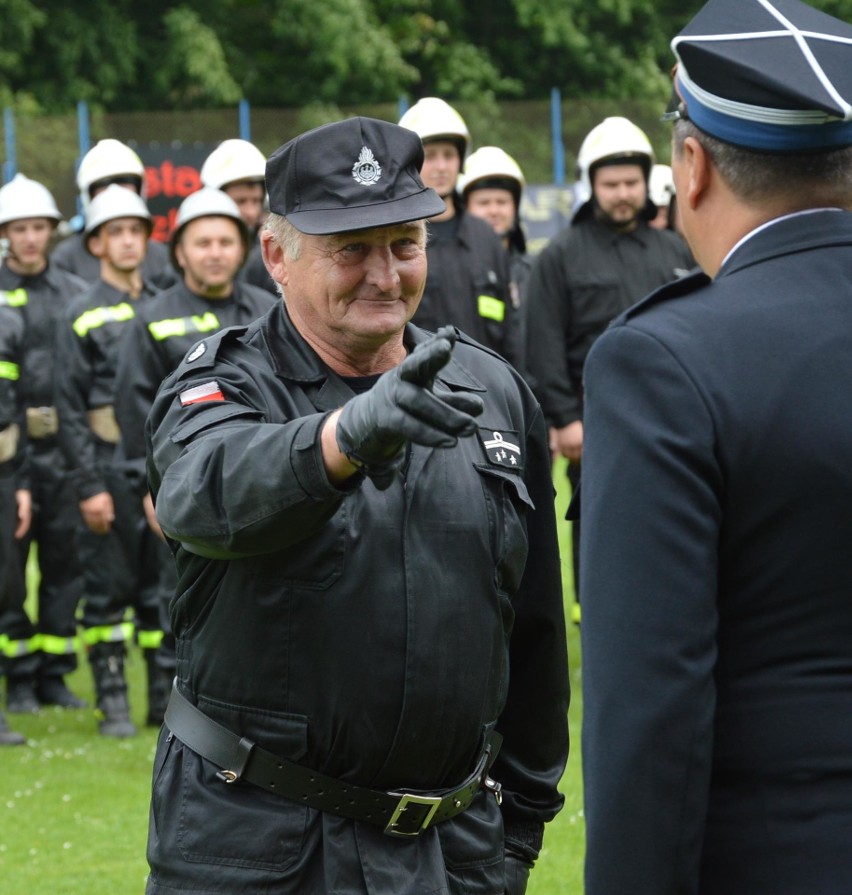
671, 0, 852, 151
266, 117, 445, 234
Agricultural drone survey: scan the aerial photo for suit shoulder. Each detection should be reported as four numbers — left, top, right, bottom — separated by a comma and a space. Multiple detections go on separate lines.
614, 268, 710, 326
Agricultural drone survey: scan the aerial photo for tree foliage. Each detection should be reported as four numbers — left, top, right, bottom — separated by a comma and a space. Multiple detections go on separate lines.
1, 0, 852, 113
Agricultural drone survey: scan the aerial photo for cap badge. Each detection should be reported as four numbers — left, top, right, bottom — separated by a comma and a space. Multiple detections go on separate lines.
352, 146, 382, 186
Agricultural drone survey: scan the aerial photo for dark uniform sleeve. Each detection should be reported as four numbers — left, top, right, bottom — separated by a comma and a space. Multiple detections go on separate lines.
114, 312, 167, 464
54, 306, 106, 500
0, 307, 26, 473
146, 348, 349, 561
580, 323, 720, 895
493, 399, 570, 859
524, 238, 579, 427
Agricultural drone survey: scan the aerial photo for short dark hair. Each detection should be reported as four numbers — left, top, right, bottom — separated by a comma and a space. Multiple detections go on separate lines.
673, 119, 852, 207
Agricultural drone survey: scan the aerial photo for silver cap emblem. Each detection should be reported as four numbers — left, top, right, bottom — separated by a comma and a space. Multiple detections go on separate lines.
352, 146, 382, 186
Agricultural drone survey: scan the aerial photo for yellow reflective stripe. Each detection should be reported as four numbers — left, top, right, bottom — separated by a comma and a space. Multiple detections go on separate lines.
477, 294, 505, 322
72, 302, 135, 337
137, 629, 164, 650
40, 633, 79, 656
1, 633, 43, 657
149, 311, 220, 341
82, 622, 134, 645
0, 288, 28, 307
0, 360, 20, 380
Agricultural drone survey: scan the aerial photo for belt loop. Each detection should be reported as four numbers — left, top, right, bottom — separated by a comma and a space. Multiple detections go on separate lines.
216, 735, 256, 784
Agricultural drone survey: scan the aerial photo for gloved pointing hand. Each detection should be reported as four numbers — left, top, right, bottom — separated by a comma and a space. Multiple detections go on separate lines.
336, 326, 483, 488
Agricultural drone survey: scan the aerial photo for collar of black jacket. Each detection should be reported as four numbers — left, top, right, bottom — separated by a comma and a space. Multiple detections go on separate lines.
262, 301, 488, 395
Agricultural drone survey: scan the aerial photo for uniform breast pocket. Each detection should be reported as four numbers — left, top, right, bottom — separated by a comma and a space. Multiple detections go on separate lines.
473, 464, 534, 595
570, 275, 622, 332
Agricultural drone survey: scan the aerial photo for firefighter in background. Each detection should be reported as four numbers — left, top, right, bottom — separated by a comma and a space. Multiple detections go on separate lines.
648, 163, 678, 232
525, 117, 694, 618
398, 98, 522, 369
114, 187, 275, 724
0, 175, 89, 713
0, 300, 30, 744
459, 146, 531, 376
55, 186, 162, 738
52, 139, 172, 284
202, 138, 279, 297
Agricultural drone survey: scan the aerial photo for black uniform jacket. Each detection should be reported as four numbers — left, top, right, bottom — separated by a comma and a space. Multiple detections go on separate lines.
525, 216, 693, 427
0, 262, 87, 412
55, 279, 158, 501
581, 210, 852, 895
0, 304, 25, 478
114, 280, 275, 462
145, 301, 568, 894
415, 209, 523, 370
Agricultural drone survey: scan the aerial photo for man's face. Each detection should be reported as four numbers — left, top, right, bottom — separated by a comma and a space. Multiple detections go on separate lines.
593, 164, 647, 228
88, 217, 148, 273
465, 188, 516, 236
2, 218, 53, 271
175, 216, 245, 297
272, 222, 427, 353
225, 182, 265, 231
420, 141, 462, 198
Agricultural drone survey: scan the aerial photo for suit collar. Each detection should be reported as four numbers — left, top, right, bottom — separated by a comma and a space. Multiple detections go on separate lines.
720, 209, 852, 278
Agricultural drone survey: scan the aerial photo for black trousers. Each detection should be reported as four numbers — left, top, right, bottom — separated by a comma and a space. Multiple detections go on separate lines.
14, 442, 84, 678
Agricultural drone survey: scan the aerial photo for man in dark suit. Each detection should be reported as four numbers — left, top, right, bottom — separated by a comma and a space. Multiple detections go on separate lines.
580, 1, 852, 893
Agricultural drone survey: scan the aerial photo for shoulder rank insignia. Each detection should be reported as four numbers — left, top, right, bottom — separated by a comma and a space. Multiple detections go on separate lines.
186, 341, 207, 362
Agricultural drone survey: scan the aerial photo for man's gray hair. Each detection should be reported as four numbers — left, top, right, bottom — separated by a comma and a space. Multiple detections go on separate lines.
673, 119, 852, 208
264, 213, 303, 260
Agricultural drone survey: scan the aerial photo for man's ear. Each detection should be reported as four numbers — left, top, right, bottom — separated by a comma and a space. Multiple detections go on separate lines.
261, 231, 288, 287
682, 135, 711, 211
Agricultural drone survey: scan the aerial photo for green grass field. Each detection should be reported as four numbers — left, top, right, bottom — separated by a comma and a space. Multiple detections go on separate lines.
2, 463, 584, 893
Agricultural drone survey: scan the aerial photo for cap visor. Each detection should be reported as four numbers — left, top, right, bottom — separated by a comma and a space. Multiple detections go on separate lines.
285, 188, 446, 235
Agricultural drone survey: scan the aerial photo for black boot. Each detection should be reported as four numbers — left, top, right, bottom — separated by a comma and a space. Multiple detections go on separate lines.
89, 643, 137, 738
6, 678, 40, 714
0, 710, 26, 745
143, 649, 173, 727
37, 676, 88, 709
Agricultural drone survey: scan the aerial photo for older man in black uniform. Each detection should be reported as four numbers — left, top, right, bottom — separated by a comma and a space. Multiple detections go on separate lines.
581, 2, 852, 894
145, 117, 569, 895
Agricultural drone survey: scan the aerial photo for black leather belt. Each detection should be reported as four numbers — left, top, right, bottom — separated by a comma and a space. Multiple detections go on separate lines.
164, 682, 503, 838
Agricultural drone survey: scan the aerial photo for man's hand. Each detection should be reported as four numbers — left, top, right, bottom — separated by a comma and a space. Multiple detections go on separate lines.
80, 491, 115, 534
332, 326, 483, 489
14, 489, 32, 540
551, 420, 583, 463
143, 491, 165, 541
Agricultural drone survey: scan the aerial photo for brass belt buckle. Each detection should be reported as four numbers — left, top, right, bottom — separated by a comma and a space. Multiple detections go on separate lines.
384, 793, 442, 837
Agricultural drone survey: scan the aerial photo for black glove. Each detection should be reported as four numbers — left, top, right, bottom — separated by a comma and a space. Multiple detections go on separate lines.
336, 326, 483, 489
504, 853, 533, 895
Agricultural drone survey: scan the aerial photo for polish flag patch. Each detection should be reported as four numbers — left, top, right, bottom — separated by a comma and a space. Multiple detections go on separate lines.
180, 380, 225, 406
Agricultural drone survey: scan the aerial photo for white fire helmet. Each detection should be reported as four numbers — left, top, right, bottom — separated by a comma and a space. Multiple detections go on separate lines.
76, 139, 146, 213
577, 117, 654, 198
458, 146, 525, 204
169, 186, 250, 270
200, 139, 266, 190
0, 174, 62, 227
398, 97, 471, 160
649, 163, 676, 208
83, 184, 151, 253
